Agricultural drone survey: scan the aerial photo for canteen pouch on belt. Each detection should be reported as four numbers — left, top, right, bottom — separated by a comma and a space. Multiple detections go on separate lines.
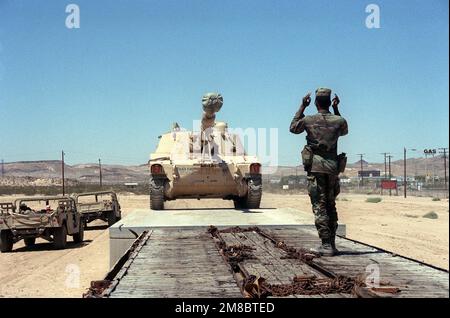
338, 153, 347, 173
301, 145, 313, 171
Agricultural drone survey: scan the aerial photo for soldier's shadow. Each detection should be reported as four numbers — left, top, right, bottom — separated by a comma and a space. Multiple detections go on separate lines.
236, 209, 264, 213
335, 250, 384, 256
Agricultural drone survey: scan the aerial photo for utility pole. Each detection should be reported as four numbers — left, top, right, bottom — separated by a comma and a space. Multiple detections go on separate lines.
99, 158, 103, 188
439, 148, 448, 196
387, 155, 393, 179
387, 154, 394, 196
357, 154, 364, 188
404, 147, 407, 198
432, 152, 436, 187
61, 150, 65, 196
381, 153, 389, 179
1, 159, 4, 177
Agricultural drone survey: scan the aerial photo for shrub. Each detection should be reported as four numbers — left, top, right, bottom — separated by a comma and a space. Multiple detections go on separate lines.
366, 197, 382, 203
422, 211, 438, 219
432, 197, 441, 201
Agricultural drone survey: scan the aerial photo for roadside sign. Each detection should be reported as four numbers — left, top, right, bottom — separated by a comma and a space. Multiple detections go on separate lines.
381, 180, 397, 190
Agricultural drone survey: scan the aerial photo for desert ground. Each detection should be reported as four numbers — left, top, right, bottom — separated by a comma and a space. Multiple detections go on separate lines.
0, 193, 448, 298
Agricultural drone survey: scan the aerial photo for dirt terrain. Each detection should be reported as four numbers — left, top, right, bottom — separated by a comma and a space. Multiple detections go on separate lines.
0, 193, 448, 298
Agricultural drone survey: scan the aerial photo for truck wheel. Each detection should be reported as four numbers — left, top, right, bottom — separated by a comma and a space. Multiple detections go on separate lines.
24, 237, 36, 247
150, 178, 165, 210
73, 221, 84, 243
241, 178, 262, 209
53, 225, 67, 249
107, 212, 117, 227
0, 230, 13, 253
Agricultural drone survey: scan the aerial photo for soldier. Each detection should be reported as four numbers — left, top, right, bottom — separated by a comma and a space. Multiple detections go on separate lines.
19, 202, 31, 214
290, 88, 348, 256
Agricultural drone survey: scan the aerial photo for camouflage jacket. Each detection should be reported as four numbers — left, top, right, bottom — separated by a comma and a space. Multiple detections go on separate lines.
290, 109, 348, 174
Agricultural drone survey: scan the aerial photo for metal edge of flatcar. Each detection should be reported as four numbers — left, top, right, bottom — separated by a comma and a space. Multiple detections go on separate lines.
83, 230, 152, 298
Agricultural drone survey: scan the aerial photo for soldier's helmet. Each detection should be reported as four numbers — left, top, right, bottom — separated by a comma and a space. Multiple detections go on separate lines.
315, 87, 332, 98
315, 88, 332, 107
202, 92, 223, 114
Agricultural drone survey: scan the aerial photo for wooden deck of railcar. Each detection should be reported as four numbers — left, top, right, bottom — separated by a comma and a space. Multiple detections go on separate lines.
89, 226, 449, 298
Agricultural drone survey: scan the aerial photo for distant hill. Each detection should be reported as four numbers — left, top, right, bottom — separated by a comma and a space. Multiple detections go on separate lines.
348, 155, 448, 178
1, 160, 148, 185
265, 155, 448, 178
0, 156, 448, 187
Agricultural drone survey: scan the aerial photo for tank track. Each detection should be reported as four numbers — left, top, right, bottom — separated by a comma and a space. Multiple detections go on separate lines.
149, 178, 165, 210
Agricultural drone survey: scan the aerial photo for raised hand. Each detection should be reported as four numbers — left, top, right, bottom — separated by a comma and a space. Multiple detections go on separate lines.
332, 94, 340, 108
302, 92, 312, 107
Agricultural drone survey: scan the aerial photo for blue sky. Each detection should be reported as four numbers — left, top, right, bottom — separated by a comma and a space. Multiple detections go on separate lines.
0, 0, 448, 165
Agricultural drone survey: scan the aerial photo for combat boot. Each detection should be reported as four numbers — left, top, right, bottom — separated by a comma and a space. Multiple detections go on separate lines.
310, 239, 335, 257
330, 236, 340, 255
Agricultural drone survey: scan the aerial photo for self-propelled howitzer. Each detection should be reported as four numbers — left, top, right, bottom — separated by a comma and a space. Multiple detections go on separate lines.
148, 92, 262, 210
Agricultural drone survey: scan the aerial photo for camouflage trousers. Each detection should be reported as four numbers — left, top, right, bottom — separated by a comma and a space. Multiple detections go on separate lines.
307, 172, 340, 241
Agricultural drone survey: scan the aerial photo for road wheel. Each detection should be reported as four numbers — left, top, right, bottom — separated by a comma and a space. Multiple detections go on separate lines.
240, 178, 262, 209
24, 237, 36, 247
53, 225, 67, 249
150, 178, 165, 210
107, 212, 118, 227
0, 230, 13, 253
73, 221, 84, 243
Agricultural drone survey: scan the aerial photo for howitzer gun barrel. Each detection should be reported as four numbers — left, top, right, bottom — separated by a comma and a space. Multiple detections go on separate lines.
201, 93, 223, 132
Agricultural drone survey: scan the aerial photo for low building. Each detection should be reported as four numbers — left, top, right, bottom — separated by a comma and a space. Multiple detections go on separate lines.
358, 170, 381, 178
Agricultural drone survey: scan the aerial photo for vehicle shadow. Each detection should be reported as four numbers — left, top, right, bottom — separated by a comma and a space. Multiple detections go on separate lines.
85, 224, 109, 231
161, 208, 274, 212
12, 240, 93, 253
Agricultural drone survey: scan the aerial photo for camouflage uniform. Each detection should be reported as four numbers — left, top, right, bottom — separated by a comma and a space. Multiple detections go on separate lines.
290, 89, 348, 243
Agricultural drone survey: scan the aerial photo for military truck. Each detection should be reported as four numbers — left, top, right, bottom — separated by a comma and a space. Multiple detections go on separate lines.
148, 93, 262, 210
0, 196, 84, 252
72, 191, 121, 227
